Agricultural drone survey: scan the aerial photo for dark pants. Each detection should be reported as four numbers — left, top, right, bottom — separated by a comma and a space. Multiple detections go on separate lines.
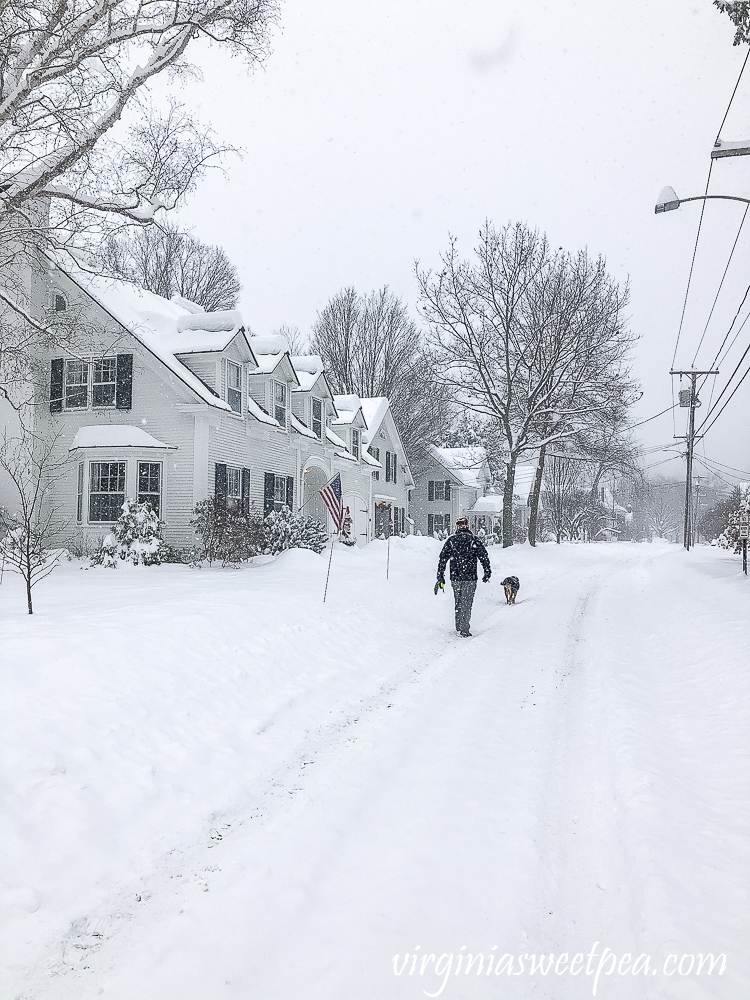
451, 580, 477, 633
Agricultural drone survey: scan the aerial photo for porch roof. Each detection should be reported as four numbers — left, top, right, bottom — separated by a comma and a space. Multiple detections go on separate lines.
69, 426, 175, 450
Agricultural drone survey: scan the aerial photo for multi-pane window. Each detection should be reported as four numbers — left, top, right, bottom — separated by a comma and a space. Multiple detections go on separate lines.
227, 466, 241, 509
77, 463, 84, 522
312, 398, 323, 438
428, 480, 451, 501
137, 462, 162, 516
226, 361, 242, 413
351, 428, 360, 459
92, 358, 116, 407
273, 474, 287, 510
428, 513, 450, 536
65, 360, 88, 409
89, 462, 126, 522
274, 381, 287, 425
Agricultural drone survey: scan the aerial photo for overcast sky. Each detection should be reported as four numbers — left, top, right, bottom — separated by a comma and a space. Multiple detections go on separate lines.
173, 0, 750, 482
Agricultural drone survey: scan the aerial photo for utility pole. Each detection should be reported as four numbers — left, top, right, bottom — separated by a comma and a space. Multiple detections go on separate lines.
670, 369, 718, 551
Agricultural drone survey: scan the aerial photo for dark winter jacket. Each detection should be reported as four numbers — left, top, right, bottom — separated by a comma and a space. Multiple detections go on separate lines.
437, 529, 491, 584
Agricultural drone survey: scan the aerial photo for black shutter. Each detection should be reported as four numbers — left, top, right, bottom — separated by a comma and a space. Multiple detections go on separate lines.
445, 480, 451, 500
116, 354, 133, 410
286, 475, 294, 510
393, 453, 397, 485
215, 463, 227, 509
241, 468, 251, 514
264, 472, 275, 516
428, 480, 434, 501
428, 514, 434, 536
50, 358, 63, 412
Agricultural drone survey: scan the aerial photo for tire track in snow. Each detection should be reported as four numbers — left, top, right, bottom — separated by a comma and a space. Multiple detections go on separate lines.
529, 555, 652, 1000
12, 605, 503, 999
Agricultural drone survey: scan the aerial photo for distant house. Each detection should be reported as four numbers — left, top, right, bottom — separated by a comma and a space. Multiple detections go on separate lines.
468, 464, 538, 535
1, 259, 404, 549
332, 394, 414, 540
410, 446, 489, 536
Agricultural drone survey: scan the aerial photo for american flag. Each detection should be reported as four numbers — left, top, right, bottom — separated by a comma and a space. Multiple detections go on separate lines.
320, 472, 344, 531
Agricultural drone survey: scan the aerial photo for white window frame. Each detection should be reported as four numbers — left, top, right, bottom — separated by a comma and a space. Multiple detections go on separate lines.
92, 357, 117, 408
433, 480, 446, 501
137, 461, 162, 516
273, 380, 287, 426
273, 473, 287, 510
226, 361, 242, 414
89, 460, 126, 523
65, 359, 89, 410
351, 428, 360, 459
311, 397, 323, 439
77, 463, 84, 522
227, 466, 242, 509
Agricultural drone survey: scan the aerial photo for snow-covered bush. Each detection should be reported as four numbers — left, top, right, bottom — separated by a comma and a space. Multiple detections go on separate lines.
190, 497, 264, 566
92, 499, 163, 567
716, 485, 750, 553
263, 505, 328, 555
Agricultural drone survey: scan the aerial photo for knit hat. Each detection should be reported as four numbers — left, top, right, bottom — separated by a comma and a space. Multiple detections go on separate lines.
456, 517, 469, 530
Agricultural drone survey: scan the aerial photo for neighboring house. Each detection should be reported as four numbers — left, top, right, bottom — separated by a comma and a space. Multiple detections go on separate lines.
410, 446, 489, 536
468, 464, 538, 534
3, 259, 397, 549
358, 396, 414, 537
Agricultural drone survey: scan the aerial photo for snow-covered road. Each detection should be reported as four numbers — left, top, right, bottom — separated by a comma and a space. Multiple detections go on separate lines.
2, 539, 748, 999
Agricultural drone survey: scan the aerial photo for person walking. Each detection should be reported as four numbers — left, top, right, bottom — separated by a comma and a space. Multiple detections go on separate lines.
435, 517, 491, 637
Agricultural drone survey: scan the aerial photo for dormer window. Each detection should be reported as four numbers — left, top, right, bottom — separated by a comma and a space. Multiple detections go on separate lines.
54, 294, 67, 312
274, 381, 287, 426
226, 361, 242, 413
351, 428, 360, 459
312, 397, 323, 439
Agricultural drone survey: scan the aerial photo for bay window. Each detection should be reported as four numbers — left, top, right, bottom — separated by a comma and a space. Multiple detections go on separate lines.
137, 462, 162, 516
89, 461, 126, 522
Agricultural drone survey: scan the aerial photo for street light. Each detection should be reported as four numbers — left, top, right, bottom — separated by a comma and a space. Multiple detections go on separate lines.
654, 185, 750, 214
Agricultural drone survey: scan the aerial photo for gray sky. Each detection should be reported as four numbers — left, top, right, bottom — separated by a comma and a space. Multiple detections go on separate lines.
174, 0, 750, 484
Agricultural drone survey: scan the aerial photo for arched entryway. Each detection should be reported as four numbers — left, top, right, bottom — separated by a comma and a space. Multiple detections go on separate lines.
302, 462, 330, 527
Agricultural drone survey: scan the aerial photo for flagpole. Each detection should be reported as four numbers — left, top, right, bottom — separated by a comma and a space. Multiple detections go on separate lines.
323, 531, 337, 603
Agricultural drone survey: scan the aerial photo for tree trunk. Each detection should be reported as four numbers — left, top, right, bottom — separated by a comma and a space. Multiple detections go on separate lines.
502, 460, 517, 548
25, 574, 33, 614
527, 443, 547, 548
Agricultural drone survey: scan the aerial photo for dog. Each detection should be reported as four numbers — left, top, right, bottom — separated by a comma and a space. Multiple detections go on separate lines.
501, 575, 520, 605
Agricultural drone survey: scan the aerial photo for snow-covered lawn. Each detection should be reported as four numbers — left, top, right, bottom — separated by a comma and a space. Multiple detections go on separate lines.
2, 538, 748, 999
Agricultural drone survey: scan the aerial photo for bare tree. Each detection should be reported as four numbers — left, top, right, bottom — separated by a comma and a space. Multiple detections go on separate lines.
0, 0, 276, 403
310, 286, 451, 466
645, 479, 683, 540
272, 324, 308, 356
103, 224, 241, 310
0, 430, 66, 613
418, 222, 637, 547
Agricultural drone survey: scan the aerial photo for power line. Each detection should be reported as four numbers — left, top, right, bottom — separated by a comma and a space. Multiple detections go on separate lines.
625, 404, 677, 430
671, 159, 714, 368
699, 454, 750, 477
715, 47, 750, 142
692, 203, 750, 366
695, 336, 750, 434
696, 353, 750, 439
692, 455, 737, 490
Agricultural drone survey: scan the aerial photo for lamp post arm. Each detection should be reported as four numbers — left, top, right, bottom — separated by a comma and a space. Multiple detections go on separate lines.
678, 194, 750, 207
655, 190, 750, 214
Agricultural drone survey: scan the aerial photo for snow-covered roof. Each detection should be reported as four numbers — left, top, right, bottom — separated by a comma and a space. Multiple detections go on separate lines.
360, 397, 389, 445
246, 397, 279, 427
513, 465, 537, 502
362, 448, 382, 468
470, 495, 504, 514
56, 266, 239, 411
334, 449, 358, 463
430, 446, 487, 488
332, 393, 366, 427
291, 355, 326, 392
172, 310, 244, 354
325, 425, 348, 449
247, 341, 300, 384
290, 413, 318, 440
69, 426, 174, 450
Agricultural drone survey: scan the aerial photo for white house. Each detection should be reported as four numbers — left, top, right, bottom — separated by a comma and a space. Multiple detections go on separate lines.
410, 446, 489, 536
1, 258, 410, 550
